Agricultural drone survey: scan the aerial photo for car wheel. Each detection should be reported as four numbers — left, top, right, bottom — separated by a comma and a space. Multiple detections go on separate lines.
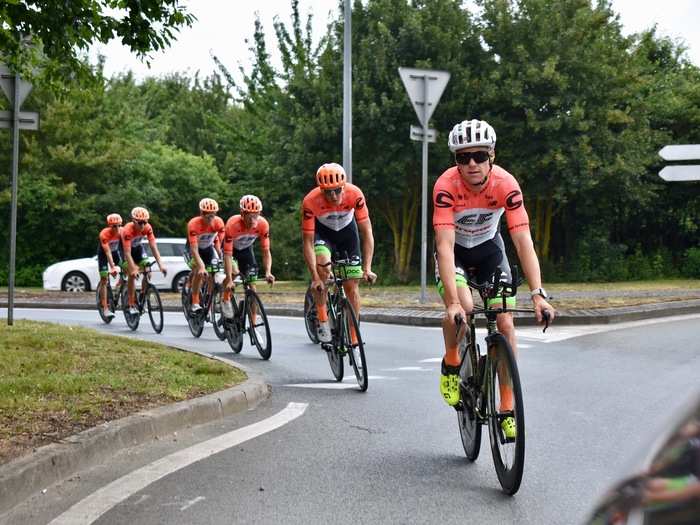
62, 271, 90, 292
172, 271, 189, 293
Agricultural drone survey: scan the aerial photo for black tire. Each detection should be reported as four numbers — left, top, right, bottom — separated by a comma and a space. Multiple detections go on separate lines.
303, 287, 320, 344
326, 299, 343, 381
487, 334, 525, 495
62, 271, 90, 292
224, 299, 243, 353
458, 339, 482, 461
95, 282, 114, 324
122, 288, 140, 331
246, 290, 272, 360
211, 286, 226, 341
180, 272, 192, 320
342, 301, 367, 392
146, 286, 164, 334
172, 271, 189, 293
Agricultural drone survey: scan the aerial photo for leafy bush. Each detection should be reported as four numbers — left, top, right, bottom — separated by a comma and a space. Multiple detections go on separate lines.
684, 247, 700, 278
0, 263, 44, 287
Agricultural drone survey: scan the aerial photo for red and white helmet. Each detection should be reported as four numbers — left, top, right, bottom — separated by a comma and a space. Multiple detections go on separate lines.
316, 163, 346, 190
240, 195, 262, 213
106, 213, 122, 226
199, 197, 219, 213
130, 207, 150, 221
448, 119, 496, 152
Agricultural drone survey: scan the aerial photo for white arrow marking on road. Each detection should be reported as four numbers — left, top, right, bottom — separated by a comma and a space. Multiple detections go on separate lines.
49, 402, 308, 525
180, 496, 205, 511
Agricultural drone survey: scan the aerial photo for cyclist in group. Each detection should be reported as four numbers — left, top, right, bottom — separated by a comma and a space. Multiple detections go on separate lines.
301, 162, 377, 343
433, 119, 554, 436
97, 213, 123, 319
185, 198, 226, 313
120, 206, 168, 315
221, 195, 275, 321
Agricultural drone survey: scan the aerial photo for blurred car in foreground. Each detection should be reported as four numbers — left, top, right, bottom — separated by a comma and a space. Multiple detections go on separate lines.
42, 238, 190, 292
586, 391, 700, 525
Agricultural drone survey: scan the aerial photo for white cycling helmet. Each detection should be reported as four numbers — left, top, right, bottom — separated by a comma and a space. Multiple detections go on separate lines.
447, 119, 497, 152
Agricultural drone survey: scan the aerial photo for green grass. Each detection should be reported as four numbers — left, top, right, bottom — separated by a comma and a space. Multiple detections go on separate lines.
0, 320, 246, 463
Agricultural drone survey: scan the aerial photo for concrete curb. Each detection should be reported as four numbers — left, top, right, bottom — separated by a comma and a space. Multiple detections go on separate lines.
0, 371, 270, 517
4, 299, 700, 326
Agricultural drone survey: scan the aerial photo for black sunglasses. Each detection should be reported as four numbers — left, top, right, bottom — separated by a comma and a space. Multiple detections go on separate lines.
136, 220, 148, 226
323, 188, 343, 197
455, 151, 491, 165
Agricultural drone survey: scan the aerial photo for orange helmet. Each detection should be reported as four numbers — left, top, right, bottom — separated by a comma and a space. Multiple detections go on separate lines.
106, 213, 122, 226
199, 198, 219, 213
131, 206, 150, 221
240, 195, 262, 213
316, 163, 346, 190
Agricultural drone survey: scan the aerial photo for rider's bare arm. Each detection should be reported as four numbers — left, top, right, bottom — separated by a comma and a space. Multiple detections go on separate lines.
510, 229, 554, 322
357, 219, 375, 278
302, 231, 320, 282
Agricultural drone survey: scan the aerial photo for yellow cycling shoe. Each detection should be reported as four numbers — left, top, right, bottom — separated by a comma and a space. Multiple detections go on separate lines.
501, 416, 516, 439
440, 360, 461, 406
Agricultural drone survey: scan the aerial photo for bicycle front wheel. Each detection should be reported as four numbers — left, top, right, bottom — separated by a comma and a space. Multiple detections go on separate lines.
458, 338, 482, 461
342, 301, 367, 392
180, 272, 191, 320
246, 291, 272, 360
96, 282, 114, 324
211, 286, 226, 341
303, 287, 320, 344
486, 334, 525, 495
146, 286, 164, 333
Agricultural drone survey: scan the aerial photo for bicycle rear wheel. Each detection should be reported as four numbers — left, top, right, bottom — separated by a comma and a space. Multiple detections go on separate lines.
146, 286, 164, 333
342, 301, 367, 392
458, 337, 482, 461
211, 286, 226, 341
180, 272, 192, 320
96, 282, 114, 324
246, 290, 272, 360
486, 334, 525, 495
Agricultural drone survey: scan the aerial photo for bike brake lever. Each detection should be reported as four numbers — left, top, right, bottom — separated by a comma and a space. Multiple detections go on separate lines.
542, 310, 551, 333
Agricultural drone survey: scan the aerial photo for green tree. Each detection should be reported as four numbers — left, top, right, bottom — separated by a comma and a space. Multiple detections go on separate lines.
0, 0, 194, 80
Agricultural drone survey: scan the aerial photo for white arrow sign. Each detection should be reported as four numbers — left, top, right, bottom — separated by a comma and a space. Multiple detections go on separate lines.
398, 67, 450, 128
658, 145, 700, 161
659, 165, 700, 182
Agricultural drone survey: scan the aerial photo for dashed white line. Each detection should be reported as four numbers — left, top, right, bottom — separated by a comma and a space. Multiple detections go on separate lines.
49, 402, 308, 525
180, 496, 205, 512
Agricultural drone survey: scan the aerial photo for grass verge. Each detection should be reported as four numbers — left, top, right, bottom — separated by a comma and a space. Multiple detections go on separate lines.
0, 320, 246, 464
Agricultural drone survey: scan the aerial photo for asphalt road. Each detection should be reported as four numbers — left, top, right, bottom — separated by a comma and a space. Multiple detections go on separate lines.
4, 308, 700, 525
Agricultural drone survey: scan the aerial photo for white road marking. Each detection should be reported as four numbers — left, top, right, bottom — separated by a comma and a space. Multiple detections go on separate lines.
382, 366, 432, 372
48, 402, 308, 525
180, 496, 205, 511
284, 383, 360, 390
420, 357, 442, 363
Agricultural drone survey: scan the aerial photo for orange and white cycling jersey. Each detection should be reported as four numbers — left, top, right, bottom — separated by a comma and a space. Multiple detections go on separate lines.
301, 184, 369, 233
433, 165, 530, 249
223, 215, 270, 255
187, 216, 225, 250
99, 226, 122, 253
121, 222, 156, 252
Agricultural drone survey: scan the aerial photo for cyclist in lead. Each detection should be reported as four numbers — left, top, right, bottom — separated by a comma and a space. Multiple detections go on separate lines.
185, 198, 226, 313
301, 163, 377, 343
433, 119, 554, 437
97, 213, 123, 320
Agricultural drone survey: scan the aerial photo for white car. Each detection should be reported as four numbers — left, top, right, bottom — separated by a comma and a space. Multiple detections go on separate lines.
42, 238, 191, 293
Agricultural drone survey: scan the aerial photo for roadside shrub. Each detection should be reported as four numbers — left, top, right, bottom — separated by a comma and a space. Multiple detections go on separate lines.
0, 263, 43, 287
685, 247, 700, 278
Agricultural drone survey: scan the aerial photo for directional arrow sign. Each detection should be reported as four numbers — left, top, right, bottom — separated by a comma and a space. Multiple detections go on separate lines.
398, 67, 450, 128
0, 110, 39, 130
0, 63, 32, 109
659, 166, 700, 182
658, 145, 700, 161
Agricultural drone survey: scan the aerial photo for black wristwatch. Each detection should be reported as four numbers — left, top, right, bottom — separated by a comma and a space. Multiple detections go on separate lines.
530, 287, 548, 299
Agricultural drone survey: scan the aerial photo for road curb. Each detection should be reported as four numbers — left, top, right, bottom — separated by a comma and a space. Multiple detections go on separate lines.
4, 299, 700, 326
0, 371, 271, 517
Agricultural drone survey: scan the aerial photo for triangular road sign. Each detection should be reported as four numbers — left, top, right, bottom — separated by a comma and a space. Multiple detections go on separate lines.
0, 63, 33, 109
398, 67, 450, 128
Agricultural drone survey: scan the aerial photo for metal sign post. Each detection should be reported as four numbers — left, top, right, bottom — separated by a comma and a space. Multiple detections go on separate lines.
1, 63, 38, 325
399, 67, 449, 303
658, 145, 700, 181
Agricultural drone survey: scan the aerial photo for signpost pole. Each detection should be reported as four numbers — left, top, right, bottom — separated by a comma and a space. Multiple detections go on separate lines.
8, 74, 20, 325
343, 0, 352, 182
420, 76, 429, 303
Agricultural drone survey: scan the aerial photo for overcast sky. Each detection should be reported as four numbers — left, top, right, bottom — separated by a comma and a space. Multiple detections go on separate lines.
90, 0, 700, 81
